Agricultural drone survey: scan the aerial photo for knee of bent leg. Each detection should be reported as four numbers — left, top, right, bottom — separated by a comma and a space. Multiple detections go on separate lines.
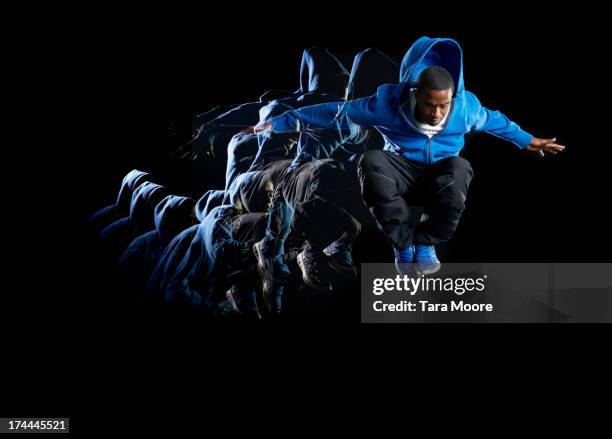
448, 156, 474, 183
358, 151, 397, 201
358, 149, 388, 174
436, 178, 468, 212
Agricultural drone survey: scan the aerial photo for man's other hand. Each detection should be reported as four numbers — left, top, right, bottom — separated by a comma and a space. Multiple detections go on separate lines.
528, 137, 566, 157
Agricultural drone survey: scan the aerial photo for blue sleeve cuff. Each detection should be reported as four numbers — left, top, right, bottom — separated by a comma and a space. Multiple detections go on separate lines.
514, 129, 533, 149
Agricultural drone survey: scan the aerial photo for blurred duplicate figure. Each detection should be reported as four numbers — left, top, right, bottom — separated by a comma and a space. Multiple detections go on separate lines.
116, 195, 198, 301
248, 49, 398, 306
182, 46, 349, 163
98, 182, 169, 264
255, 36, 565, 275
143, 178, 268, 316
88, 169, 152, 237
243, 159, 361, 316
192, 47, 350, 218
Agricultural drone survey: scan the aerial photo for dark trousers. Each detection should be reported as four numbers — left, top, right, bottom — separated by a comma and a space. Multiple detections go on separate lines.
357, 150, 473, 249
261, 160, 354, 258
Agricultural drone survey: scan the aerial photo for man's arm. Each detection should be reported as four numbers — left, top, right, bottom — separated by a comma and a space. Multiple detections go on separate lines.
466, 91, 565, 156
253, 95, 379, 133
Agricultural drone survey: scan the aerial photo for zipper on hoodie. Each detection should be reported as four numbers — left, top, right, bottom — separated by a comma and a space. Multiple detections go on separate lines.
399, 98, 450, 165
399, 103, 431, 163
400, 100, 440, 165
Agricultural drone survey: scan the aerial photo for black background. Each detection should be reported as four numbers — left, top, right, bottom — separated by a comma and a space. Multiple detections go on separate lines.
4, 5, 611, 432
70, 14, 612, 263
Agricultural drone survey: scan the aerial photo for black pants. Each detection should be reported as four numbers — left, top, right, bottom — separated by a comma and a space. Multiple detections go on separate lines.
261, 159, 350, 258
292, 195, 361, 252
358, 150, 473, 249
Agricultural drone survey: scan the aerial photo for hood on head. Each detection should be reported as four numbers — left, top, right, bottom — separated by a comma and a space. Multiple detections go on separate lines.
154, 195, 196, 244
298, 46, 350, 98
399, 36, 464, 97
116, 170, 151, 215
129, 182, 169, 231
347, 48, 399, 100
195, 190, 226, 222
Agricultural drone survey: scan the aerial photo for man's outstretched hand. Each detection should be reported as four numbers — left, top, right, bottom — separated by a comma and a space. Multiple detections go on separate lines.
528, 137, 566, 157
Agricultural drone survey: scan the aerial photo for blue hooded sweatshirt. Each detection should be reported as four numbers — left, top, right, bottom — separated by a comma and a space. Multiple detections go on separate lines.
195, 189, 227, 222
88, 169, 151, 236
266, 37, 533, 165
99, 182, 169, 262
225, 101, 301, 189
326, 47, 401, 158
144, 205, 236, 309
144, 173, 270, 309
287, 48, 399, 164
186, 46, 348, 157
194, 47, 350, 201
256, 46, 349, 121
248, 47, 350, 172
117, 195, 197, 300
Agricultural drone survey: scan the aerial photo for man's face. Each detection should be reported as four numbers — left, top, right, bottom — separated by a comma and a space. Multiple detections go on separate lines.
234, 196, 244, 213
414, 87, 453, 126
264, 181, 274, 211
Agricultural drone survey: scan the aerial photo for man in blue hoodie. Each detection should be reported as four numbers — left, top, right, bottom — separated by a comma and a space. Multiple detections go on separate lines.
254, 37, 565, 275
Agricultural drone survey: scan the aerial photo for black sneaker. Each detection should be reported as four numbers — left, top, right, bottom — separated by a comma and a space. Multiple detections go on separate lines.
253, 240, 290, 315
227, 286, 261, 320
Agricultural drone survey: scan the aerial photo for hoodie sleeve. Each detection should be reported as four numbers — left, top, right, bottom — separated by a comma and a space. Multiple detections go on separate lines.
268, 95, 378, 133
207, 102, 260, 127
466, 91, 533, 149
